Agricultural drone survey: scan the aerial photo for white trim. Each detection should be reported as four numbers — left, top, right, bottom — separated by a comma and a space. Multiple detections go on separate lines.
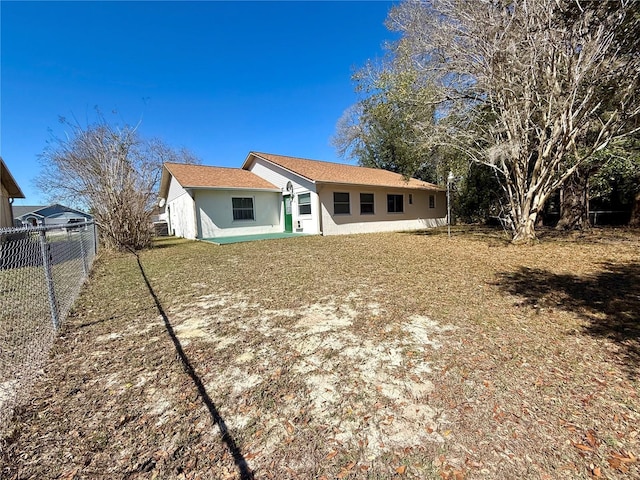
187, 186, 281, 192
359, 192, 375, 215
318, 180, 442, 192
231, 195, 256, 222
386, 193, 404, 214
333, 191, 351, 216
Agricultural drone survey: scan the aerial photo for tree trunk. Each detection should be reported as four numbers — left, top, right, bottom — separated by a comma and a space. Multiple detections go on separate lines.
630, 191, 640, 227
556, 168, 590, 230
512, 212, 538, 244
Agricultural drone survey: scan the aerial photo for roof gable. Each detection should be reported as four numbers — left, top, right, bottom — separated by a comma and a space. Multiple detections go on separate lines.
14, 204, 91, 219
35, 204, 92, 218
1, 157, 25, 198
244, 152, 443, 191
160, 163, 279, 198
12, 205, 48, 218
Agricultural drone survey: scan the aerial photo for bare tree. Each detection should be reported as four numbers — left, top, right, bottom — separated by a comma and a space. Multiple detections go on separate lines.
38, 115, 200, 250
381, 0, 640, 242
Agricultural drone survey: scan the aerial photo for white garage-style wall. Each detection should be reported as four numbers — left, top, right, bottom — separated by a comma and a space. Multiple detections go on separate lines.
317, 185, 447, 235
166, 176, 197, 239
194, 189, 281, 238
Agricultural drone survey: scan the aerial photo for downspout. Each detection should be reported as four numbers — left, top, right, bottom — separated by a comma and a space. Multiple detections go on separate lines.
167, 205, 172, 236
316, 185, 323, 235
189, 189, 200, 240
9, 197, 15, 227
280, 188, 285, 231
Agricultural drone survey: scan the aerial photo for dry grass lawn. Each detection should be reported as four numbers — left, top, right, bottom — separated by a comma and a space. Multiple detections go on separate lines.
1, 226, 639, 479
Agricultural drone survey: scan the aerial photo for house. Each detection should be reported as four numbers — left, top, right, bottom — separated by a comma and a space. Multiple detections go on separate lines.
159, 163, 282, 239
13, 204, 93, 228
158, 152, 447, 240
1, 157, 25, 228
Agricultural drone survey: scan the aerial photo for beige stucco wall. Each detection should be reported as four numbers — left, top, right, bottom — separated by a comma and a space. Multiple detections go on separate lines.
194, 189, 281, 238
318, 185, 447, 235
1, 183, 12, 228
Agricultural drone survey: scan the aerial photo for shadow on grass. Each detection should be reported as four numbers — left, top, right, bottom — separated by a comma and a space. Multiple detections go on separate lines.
407, 225, 512, 244
151, 236, 191, 249
495, 262, 640, 376
76, 317, 112, 329
135, 255, 254, 479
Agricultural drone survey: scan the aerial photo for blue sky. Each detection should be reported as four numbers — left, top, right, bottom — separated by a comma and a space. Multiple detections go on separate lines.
1, 1, 396, 205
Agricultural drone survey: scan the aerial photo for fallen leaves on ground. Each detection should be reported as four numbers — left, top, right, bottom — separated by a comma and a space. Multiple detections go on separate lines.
1, 227, 639, 479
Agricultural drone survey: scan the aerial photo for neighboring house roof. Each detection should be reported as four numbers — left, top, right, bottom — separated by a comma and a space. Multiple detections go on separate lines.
159, 162, 280, 198
14, 204, 92, 220
12, 205, 48, 218
35, 204, 92, 219
244, 152, 444, 191
1, 157, 26, 198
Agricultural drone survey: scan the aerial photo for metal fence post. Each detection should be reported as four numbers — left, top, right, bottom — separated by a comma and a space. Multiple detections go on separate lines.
39, 229, 60, 330
93, 222, 99, 255
79, 228, 88, 277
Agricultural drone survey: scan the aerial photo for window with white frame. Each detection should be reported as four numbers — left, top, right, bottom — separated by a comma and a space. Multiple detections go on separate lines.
232, 197, 255, 220
387, 194, 403, 213
360, 193, 374, 214
333, 192, 350, 215
298, 193, 311, 215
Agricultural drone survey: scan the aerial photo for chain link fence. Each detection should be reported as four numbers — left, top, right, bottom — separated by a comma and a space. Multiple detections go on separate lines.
0, 222, 98, 433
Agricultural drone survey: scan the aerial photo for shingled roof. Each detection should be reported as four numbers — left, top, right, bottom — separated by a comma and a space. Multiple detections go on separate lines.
244, 152, 443, 191
160, 162, 279, 198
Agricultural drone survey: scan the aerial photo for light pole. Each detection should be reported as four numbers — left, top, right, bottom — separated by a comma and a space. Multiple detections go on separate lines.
447, 171, 455, 237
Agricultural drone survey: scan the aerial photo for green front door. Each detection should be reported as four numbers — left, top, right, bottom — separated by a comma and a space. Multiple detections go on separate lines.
284, 196, 293, 232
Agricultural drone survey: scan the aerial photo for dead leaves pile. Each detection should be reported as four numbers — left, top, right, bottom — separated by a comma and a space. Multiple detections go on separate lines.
570, 427, 638, 476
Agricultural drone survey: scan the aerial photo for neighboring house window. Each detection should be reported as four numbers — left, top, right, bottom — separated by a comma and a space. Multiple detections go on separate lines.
232, 197, 254, 220
333, 192, 350, 215
298, 193, 311, 215
429, 195, 435, 208
360, 193, 374, 214
409, 194, 413, 205
387, 194, 404, 213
